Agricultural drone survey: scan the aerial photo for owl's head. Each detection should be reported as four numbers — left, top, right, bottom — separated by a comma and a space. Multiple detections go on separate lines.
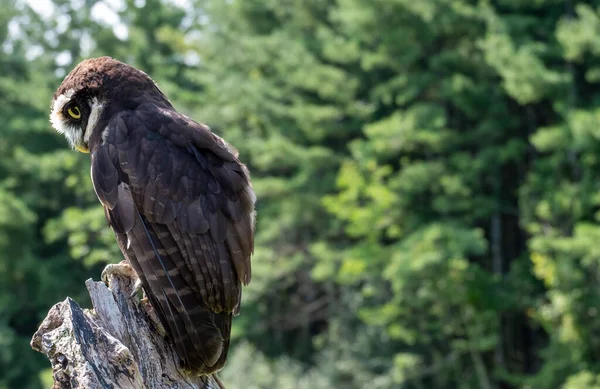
50, 56, 166, 152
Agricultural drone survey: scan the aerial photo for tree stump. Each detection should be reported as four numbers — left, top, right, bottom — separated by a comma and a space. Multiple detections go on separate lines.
31, 262, 223, 389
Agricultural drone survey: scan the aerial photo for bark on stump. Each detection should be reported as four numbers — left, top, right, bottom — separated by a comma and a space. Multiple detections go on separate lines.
31, 263, 222, 389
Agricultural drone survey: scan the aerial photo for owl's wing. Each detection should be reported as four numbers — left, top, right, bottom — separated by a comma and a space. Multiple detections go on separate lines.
89, 103, 255, 373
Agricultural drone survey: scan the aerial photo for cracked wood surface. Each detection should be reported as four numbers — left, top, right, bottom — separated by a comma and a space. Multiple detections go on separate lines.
31, 262, 223, 389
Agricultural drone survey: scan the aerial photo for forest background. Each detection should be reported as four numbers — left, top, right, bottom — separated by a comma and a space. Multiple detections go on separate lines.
2, 0, 600, 388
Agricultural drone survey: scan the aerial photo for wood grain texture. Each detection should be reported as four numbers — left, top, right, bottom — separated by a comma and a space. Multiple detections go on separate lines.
31, 262, 224, 389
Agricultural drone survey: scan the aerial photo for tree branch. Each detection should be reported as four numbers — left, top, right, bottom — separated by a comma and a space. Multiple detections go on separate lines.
31, 262, 223, 389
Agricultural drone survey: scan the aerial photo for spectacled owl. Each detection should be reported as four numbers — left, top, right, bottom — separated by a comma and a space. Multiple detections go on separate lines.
49, 56, 256, 379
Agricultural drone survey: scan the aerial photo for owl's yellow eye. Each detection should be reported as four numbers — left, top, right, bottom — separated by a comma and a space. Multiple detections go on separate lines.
67, 105, 81, 120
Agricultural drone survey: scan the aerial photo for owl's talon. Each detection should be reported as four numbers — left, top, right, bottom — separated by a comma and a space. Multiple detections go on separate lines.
101, 260, 136, 285
129, 277, 144, 299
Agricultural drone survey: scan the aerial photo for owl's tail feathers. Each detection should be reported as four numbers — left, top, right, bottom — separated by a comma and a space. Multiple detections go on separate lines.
173, 303, 228, 374
129, 210, 229, 375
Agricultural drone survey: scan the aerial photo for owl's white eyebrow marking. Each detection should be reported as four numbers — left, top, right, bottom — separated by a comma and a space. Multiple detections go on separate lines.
49, 88, 75, 134
84, 97, 104, 143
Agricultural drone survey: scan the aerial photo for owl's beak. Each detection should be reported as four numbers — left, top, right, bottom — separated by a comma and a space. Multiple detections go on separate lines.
74, 142, 90, 153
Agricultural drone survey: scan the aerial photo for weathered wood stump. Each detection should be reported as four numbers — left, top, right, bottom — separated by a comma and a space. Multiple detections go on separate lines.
31, 262, 223, 389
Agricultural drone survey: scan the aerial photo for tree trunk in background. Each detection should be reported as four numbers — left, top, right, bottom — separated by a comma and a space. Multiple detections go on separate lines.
491, 211, 505, 384
30, 262, 223, 389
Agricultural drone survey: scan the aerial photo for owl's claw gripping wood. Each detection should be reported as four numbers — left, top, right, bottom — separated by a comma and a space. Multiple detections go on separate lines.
101, 261, 137, 287
101, 261, 145, 301
100, 261, 164, 335
130, 277, 144, 299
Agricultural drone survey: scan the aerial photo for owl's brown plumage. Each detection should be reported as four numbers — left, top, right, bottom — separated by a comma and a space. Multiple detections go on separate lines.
50, 57, 255, 377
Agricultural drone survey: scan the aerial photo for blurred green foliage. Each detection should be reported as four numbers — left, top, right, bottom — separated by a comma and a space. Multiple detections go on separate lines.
3, 0, 600, 388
